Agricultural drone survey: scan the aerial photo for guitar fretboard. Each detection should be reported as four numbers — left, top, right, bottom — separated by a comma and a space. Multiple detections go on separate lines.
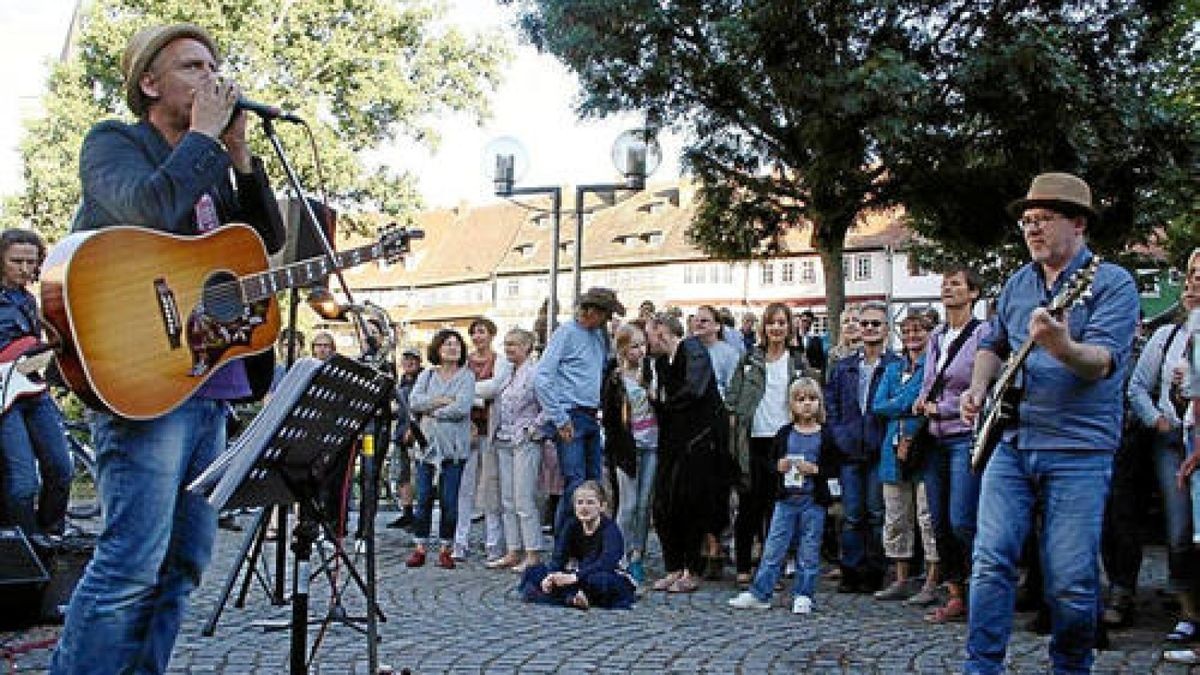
239, 242, 386, 301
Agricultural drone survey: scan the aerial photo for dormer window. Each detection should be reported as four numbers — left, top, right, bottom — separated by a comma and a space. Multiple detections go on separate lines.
514, 243, 535, 258
638, 202, 666, 215
642, 231, 664, 246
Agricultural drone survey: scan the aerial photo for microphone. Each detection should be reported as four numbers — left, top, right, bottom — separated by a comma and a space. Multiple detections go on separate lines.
235, 97, 304, 123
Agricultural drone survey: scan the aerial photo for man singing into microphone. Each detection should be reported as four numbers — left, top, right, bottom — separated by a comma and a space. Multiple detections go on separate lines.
53, 24, 283, 674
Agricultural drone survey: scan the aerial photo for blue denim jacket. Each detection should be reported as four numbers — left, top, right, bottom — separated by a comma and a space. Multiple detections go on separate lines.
873, 355, 926, 483
980, 245, 1139, 451
825, 349, 902, 463
72, 119, 285, 400
0, 287, 40, 349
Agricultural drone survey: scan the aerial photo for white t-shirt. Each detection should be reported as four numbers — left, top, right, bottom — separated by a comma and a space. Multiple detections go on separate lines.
751, 354, 791, 437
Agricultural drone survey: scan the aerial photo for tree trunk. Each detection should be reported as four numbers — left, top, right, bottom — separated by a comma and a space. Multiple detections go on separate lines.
816, 231, 846, 346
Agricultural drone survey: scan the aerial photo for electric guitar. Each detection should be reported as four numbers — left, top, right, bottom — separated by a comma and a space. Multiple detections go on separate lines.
0, 336, 54, 415
40, 224, 413, 420
970, 256, 1101, 473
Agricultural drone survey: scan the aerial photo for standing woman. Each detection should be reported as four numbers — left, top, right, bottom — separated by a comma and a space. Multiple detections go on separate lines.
602, 323, 659, 585
915, 266, 988, 623
645, 313, 729, 593
0, 228, 72, 542
726, 302, 809, 586
486, 328, 543, 572
406, 329, 476, 569
872, 309, 939, 604
455, 318, 511, 562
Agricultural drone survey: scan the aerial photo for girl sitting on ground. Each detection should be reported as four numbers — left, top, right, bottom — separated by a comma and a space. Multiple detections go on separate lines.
518, 480, 636, 610
728, 377, 835, 614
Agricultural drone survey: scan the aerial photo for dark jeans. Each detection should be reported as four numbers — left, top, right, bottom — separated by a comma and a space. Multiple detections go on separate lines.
923, 434, 981, 585
413, 459, 464, 545
839, 460, 884, 581
0, 393, 73, 537
1100, 424, 1155, 593
551, 409, 603, 536
734, 437, 777, 574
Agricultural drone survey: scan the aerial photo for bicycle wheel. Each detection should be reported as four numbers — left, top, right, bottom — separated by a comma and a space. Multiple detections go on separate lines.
66, 436, 101, 520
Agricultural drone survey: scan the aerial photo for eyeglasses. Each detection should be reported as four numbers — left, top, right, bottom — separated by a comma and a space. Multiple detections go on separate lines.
1016, 214, 1063, 232
858, 320, 884, 328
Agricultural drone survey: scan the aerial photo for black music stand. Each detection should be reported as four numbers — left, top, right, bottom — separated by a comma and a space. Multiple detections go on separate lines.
190, 354, 392, 674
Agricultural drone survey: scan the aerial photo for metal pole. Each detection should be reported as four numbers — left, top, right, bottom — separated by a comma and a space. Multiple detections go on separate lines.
548, 189, 561, 332
573, 186, 585, 308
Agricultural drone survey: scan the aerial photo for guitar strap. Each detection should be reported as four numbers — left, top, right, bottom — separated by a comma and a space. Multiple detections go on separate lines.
927, 318, 981, 403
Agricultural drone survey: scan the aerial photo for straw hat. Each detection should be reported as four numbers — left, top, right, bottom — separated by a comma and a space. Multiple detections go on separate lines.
1007, 172, 1097, 221
122, 23, 220, 116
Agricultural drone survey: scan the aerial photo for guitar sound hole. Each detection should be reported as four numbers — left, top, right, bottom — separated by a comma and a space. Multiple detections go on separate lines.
202, 271, 245, 323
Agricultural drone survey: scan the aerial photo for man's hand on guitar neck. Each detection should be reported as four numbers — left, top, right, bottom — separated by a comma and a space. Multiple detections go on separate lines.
1029, 307, 1113, 381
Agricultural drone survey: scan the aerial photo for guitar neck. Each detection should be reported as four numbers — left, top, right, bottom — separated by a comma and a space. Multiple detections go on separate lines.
238, 242, 384, 301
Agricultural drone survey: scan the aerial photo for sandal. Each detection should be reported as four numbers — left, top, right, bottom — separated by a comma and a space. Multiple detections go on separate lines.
668, 575, 700, 593
925, 597, 966, 623
652, 571, 682, 592
568, 590, 590, 611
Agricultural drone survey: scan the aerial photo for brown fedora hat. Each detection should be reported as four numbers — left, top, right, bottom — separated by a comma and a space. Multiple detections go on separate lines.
1007, 172, 1097, 220
122, 23, 220, 117
578, 287, 625, 316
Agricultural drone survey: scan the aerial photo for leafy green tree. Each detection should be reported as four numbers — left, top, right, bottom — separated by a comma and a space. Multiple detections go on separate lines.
509, 0, 1196, 333
1, 0, 509, 240
891, 1, 1197, 289
511, 0, 932, 338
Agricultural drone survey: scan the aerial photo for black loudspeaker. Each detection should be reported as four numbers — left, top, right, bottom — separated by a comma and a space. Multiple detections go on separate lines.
272, 197, 338, 275
0, 526, 49, 630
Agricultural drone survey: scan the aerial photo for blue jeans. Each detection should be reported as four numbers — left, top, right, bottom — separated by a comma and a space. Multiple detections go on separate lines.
413, 459, 464, 545
1150, 429, 1195, 591
0, 392, 73, 536
965, 442, 1112, 675
839, 461, 884, 579
52, 398, 226, 675
615, 447, 657, 556
750, 495, 826, 601
922, 435, 981, 584
551, 410, 603, 535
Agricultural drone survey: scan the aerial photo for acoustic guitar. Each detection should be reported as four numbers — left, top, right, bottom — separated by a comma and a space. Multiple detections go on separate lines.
40, 224, 412, 420
970, 256, 1101, 473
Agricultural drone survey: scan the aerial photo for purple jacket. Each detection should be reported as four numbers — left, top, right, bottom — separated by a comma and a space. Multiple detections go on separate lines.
917, 320, 991, 438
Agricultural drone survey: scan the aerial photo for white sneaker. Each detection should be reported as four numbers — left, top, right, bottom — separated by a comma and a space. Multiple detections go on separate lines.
728, 591, 771, 610
792, 596, 813, 614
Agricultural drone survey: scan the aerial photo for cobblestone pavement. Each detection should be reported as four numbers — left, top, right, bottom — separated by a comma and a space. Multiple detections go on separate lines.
3, 511, 1196, 674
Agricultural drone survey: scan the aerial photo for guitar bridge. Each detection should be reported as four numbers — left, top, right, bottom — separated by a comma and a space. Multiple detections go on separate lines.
154, 278, 182, 350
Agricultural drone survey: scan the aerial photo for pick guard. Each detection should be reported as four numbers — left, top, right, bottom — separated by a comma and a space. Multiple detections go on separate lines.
186, 299, 270, 376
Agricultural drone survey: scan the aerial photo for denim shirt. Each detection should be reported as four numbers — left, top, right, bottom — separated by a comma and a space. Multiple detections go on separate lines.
72, 119, 285, 401
0, 287, 40, 349
534, 319, 607, 427
980, 246, 1138, 451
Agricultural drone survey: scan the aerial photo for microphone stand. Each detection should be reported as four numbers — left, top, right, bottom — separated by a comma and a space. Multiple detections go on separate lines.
258, 115, 377, 675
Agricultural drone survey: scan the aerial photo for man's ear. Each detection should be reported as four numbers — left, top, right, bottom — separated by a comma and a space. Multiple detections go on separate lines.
139, 71, 159, 103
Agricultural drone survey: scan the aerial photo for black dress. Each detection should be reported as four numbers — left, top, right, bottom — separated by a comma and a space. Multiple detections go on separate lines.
651, 336, 732, 573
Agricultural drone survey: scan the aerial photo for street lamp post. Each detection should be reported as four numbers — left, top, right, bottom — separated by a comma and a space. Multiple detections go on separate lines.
486, 128, 661, 331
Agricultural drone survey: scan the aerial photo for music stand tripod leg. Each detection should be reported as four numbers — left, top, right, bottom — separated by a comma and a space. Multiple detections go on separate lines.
201, 505, 273, 637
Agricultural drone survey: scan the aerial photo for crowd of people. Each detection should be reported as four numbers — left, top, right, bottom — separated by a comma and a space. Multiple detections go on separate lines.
0, 20, 1195, 675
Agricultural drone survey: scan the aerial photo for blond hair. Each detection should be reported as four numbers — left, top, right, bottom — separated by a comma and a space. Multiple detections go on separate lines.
788, 377, 826, 424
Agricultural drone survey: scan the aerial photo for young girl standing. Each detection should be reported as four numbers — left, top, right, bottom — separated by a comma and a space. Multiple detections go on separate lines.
602, 323, 659, 584
728, 378, 834, 614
